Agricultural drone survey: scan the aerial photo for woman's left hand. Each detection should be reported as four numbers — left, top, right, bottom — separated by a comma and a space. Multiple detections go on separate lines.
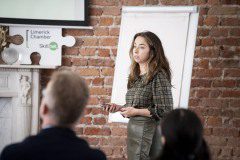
120, 107, 138, 118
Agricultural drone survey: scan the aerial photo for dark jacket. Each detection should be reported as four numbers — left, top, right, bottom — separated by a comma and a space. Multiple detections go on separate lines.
0, 127, 106, 160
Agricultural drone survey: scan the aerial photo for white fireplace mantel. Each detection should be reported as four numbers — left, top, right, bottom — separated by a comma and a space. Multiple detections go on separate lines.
0, 65, 56, 152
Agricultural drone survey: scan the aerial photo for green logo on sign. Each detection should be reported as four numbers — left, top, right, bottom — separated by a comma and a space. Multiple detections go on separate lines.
49, 42, 58, 51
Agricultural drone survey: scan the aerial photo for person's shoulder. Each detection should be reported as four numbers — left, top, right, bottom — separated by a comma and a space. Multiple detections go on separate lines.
73, 137, 106, 160
1, 134, 40, 157
89, 148, 107, 160
0, 142, 26, 160
153, 70, 169, 82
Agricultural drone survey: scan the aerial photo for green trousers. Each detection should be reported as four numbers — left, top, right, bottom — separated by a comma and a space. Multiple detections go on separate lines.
127, 116, 162, 160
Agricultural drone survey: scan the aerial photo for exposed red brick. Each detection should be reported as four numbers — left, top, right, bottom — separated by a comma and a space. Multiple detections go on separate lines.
197, 28, 210, 36
104, 77, 113, 85
191, 79, 212, 87
63, 47, 79, 55
111, 48, 118, 56
88, 97, 99, 105
201, 37, 215, 46
204, 127, 213, 136
79, 48, 96, 56
94, 27, 109, 36
99, 37, 118, 46
91, 107, 109, 115
212, 80, 236, 87
111, 127, 127, 136
224, 69, 240, 77
64, 29, 94, 36
200, 99, 229, 108
161, 0, 189, 5
98, 49, 110, 57
100, 146, 113, 156
188, 98, 201, 106
211, 59, 239, 68
233, 148, 240, 157
209, 89, 221, 98
193, 69, 222, 78
193, 59, 209, 68
89, 7, 103, 16
204, 16, 219, 26
220, 147, 233, 157
85, 137, 100, 145
146, 0, 159, 5
84, 107, 92, 115
229, 28, 240, 36
71, 58, 88, 66
221, 0, 240, 4
114, 17, 121, 25
92, 77, 104, 86
100, 17, 114, 26
121, 0, 144, 6
195, 47, 220, 58
93, 117, 107, 125
192, 0, 207, 5
212, 128, 239, 137
90, 87, 109, 95
222, 90, 240, 97
89, 17, 99, 26
108, 137, 127, 146
220, 17, 240, 26
84, 127, 111, 136
210, 28, 228, 37
207, 0, 220, 5
103, 7, 121, 16
215, 37, 240, 46
90, 0, 118, 6
101, 68, 115, 76
205, 136, 227, 146
79, 117, 92, 125
74, 126, 83, 135
88, 58, 115, 67
229, 99, 240, 108
62, 57, 72, 66
198, 15, 204, 26
208, 6, 239, 15
196, 89, 210, 98
226, 137, 240, 147
82, 37, 99, 46
77, 68, 100, 76
233, 119, 240, 128
109, 28, 120, 36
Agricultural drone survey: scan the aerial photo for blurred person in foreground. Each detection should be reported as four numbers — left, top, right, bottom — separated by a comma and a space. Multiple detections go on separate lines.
155, 108, 211, 160
0, 71, 106, 160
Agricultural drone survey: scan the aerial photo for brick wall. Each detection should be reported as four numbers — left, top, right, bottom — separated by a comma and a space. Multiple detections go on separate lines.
41, 0, 240, 159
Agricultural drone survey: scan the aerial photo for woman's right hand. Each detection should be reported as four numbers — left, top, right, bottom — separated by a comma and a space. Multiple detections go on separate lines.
104, 103, 122, 113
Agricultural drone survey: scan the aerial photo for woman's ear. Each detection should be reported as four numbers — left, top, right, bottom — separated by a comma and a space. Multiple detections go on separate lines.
161, 136, 166, 145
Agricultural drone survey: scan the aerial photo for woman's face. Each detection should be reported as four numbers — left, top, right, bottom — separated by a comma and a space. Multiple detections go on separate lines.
132, 36, 150, 64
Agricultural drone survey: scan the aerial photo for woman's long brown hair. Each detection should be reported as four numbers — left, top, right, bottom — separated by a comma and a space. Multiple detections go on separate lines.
128, 31, 171, 88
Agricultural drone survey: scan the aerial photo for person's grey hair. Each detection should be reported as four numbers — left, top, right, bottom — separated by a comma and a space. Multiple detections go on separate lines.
48, 71, 89, 126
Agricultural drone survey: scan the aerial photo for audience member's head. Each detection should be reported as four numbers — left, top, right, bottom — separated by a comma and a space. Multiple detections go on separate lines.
156, 108, 211, 160
40, 71, 89, 128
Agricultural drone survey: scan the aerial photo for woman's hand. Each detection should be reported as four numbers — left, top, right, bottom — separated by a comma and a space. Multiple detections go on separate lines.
103, 103, 122, 113
120, 107, 138, 118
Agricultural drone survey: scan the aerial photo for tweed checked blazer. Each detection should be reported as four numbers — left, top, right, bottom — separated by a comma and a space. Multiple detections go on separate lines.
125, 70, 173, 120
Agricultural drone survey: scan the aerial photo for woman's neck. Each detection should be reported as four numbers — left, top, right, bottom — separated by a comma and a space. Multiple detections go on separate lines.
139, 63, 148, 75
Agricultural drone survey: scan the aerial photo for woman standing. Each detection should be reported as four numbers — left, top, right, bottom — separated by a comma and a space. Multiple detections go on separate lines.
103, 31, 173, 160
